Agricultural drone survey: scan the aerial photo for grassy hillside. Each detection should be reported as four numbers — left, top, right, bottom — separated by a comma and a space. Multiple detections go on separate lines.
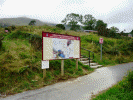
8, 25, 133, 66
81, 34, 133, 66
0, 25, 93, 96
0, 25, 133, 96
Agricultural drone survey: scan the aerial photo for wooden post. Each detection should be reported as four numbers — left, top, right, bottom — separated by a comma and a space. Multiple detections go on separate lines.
43, 69, 46, 79
76, 59, 78, 70
61, 60, 64, 76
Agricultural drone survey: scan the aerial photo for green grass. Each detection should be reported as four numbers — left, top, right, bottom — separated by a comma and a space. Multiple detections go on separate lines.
0, 32, 94, 95
0, 25, 133, 96
80, 34, 133, 66
91, 70, 133, 100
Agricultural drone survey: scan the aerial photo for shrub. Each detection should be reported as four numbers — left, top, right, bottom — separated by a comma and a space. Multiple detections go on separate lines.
128, 40, 133, 52
19, 81, 30, 89
19, 52, 29, 59
83, 65, 90, 69
0, 39, 2, 49
103, 40, 114, 46
127, 71, 133, 89
46, 71, 52, 80
7, 30, 23, 39
19, 67, 28, 75
54, 70, 60, 76
11, 25, 16, 31
29, 20, 36, 25
115, 56, 124, 64
67, 68, 74, 74
56, 24, 65, 30
103, 46, 119, 55
49, 60, 61, 70
119, 43, 130, 55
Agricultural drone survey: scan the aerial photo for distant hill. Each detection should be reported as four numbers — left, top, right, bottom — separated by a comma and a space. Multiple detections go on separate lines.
0, 17, 85, 31
0, 17, 56, 27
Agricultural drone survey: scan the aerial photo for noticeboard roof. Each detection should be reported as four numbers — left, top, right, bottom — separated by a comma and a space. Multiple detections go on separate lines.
42, 31, 80, 40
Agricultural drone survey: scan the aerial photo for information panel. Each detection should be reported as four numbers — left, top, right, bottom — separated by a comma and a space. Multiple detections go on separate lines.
42, 32, 80, 60
42, 60, 49, 69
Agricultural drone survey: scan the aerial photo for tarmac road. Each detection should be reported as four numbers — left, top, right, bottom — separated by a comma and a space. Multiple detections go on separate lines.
1, 62, 133, 100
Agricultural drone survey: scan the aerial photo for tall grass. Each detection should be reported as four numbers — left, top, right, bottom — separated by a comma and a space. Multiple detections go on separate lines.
80, 34, 133, 65
0, 25, 132, 96
0, 31, 94, 95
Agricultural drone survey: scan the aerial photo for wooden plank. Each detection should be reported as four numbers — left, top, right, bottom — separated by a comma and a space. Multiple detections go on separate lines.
61, 60, 64, 76
43, 69, 46, 78
76, 59, 78, 70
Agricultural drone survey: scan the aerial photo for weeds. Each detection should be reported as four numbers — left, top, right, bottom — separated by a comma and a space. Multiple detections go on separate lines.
0, 25, 132, 96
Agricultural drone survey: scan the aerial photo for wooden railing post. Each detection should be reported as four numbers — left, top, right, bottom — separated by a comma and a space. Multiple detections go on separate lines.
89, 51, 90, 67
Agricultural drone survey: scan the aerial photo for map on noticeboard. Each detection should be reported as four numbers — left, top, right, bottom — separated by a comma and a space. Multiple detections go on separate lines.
42, 32, 80, 60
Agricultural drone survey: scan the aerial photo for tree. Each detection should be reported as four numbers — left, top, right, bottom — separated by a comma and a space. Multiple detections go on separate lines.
108, 26, 120, 38
82, 14, 96, 30
61, 13, 82, 31
130, 30, 133, 35
56, 24, 65, 30
29, 20, 36, 25
95, 20, 108, 36
109, 26, 119, 33
97, 25, 107, 36
95, 20, 107, 31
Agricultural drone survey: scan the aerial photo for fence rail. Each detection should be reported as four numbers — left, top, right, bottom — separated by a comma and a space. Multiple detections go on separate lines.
81, 47, 94, 67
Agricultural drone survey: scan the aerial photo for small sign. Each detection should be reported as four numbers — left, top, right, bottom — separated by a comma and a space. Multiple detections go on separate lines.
5, 30, 8, 33
99, 38, 103, 44
42, 60, 49, 69
128, 34, 132, 37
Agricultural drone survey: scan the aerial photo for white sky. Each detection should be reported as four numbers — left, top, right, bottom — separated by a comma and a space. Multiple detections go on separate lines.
0, 0, 133, 32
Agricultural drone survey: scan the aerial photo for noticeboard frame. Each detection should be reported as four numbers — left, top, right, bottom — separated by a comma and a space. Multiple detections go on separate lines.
42, 31, 81, 61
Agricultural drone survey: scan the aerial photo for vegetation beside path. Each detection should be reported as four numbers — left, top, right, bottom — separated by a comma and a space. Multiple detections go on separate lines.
0, 25, 133, 96
0, 26, 94, 96
91, 70, 133, 100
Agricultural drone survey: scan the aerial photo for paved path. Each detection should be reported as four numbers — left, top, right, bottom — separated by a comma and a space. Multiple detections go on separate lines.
1, 62, 133, 100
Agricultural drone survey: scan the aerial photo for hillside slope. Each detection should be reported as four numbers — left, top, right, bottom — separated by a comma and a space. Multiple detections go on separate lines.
0, 25, 133, 96
0, 25, 94, 96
